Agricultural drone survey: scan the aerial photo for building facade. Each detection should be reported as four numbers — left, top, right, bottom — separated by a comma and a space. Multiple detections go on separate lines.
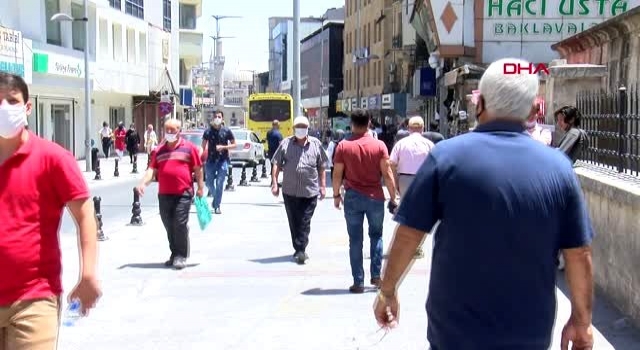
300, 21, 344, 129
341, 0, 414, 122
0, 0, 181, 158
267, 17, 323, 93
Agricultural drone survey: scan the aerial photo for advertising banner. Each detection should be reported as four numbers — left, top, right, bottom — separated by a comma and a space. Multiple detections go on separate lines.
301, 32, 329, 99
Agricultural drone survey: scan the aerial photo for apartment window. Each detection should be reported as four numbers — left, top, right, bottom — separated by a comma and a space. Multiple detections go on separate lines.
99, 19, 108, 57
179, 4, 197, 29
109, 0, 121, 10
163, 0, 171, 32
125, 0, 144, 19
139, 33, 147, 62
45, 0, 62, 45
126, 28, 136, 62
112, 23, 123, 61
71, 3, 85, 51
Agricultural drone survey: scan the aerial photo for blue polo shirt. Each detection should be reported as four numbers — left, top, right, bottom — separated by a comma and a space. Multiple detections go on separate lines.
395, 121, 594, 349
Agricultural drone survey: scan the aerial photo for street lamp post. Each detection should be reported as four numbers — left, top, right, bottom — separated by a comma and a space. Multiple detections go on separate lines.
292, 0, 302, 117
51, 0, 91, 172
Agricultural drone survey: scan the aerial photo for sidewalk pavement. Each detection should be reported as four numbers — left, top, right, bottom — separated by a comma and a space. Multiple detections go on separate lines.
57, 178, 619, 349
76, 154, 147, 188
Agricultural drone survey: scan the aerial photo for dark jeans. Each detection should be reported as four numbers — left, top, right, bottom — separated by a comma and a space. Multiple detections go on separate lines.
283, 194, 318, 253
158, 191, 192, 259
343, 189, 384, 286
101, 137, 111, 158
205, 160, 228, 209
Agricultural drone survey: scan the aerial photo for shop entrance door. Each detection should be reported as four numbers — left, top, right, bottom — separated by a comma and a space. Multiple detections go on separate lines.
51, 104, 73, 151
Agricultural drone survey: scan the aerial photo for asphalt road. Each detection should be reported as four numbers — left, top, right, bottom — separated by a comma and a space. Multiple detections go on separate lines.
59, 166, 270, 236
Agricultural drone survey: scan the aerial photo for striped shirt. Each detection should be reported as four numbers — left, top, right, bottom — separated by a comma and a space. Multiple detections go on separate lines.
150, 138, 202, 195
272, 136, 329, 198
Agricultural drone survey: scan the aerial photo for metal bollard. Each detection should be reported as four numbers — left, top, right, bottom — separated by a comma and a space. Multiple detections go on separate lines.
129, 187, 143, 225
225, 164, 235, 191
260, 162, 268, 178
94, 158, 102, 180
250, 163, 259, 182
114, 158, 120, 177
238, 164, 249, 186
93, 196, 107, 241
131, 154, 138, 174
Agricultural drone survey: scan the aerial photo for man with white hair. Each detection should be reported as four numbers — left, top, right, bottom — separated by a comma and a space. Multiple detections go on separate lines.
389, 116, 434, 259
374, 58, 595, 349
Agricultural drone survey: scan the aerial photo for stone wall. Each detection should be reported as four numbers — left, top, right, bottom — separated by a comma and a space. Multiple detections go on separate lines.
575, 166, 640, 328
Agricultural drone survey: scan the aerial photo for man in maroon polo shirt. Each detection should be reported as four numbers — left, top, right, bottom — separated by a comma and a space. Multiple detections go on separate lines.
137, 119, 204, 270
0, 73, 101, 349
332, 108, 398, 293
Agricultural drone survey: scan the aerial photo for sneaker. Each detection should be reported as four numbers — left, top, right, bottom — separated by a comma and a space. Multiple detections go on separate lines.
370, 277, 381, 288
173, 257, 186, 270
295, 251, 307, 265
349, 285, 365, 294
214, 208, 222, 215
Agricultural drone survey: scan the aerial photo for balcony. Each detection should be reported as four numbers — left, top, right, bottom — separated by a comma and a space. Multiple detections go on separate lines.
179, 30, 203, 67
179, 2, 202, 30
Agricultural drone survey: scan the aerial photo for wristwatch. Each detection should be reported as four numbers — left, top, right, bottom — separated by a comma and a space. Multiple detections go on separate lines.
333, 194, 341, 198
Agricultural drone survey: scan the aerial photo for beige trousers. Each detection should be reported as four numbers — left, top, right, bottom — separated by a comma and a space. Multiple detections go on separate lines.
0, 296, 61, 350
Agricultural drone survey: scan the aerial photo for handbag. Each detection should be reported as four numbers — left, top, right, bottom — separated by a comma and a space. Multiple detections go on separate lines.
194, 196, 212, 231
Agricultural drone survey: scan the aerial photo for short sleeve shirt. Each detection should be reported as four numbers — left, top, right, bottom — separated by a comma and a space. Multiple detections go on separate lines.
333, 133, 388, 200
272, 136, 328, 198
394, 121, 594, 349
0, 133, 90, 304
202, 126, 235, 162
389, 132, 434, 175
150, 138, 202, 195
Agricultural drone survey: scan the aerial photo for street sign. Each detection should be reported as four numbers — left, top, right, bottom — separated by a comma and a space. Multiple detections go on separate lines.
158, 101, 173, 115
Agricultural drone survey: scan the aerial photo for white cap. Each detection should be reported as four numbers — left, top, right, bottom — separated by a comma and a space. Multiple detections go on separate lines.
293, 116, 309, 127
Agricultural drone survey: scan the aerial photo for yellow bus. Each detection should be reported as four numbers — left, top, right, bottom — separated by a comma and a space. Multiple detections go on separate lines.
247, 93, 293, 153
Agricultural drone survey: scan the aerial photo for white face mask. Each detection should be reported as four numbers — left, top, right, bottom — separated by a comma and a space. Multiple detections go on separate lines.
212, 118, 222, 126
0, 101, 27, 139
294, 127, 308, 139
165, 133, 178, 142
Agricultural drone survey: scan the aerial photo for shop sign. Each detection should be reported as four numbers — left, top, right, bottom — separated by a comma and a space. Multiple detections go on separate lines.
33, 52, 84, 78
368, 95, 380, 109
484, 0, 638, 41
360, 97, 368, 109
0, 27, 23, 59
381, 94, 393, 110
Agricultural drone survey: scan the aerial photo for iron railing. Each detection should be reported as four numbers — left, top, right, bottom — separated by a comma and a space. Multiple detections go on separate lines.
577, 83, 640, 175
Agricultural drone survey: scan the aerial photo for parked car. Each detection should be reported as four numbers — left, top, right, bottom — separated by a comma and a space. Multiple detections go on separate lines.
229, 128, 266, 166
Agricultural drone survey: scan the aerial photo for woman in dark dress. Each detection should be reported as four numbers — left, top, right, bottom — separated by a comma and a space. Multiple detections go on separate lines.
125, 124, 141, 163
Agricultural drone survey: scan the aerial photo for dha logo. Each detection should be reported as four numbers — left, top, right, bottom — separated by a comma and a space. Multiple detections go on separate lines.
503, 62, 550, 75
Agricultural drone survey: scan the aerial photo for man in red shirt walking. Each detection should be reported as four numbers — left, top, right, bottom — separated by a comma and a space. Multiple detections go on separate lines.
0, 73, 101, 349
332, 109, 398, 293
137, 119, 204, 270
114, 122, 127, 161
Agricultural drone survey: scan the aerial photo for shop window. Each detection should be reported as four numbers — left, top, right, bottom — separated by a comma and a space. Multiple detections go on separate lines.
71, 3, 85, 51
45, 0, 62, 46
99, 19, 108, 57
179, 4, 197, 30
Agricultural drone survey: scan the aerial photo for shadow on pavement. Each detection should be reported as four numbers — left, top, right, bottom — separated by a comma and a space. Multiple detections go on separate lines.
556, 271, 640, 348
301, 288, 378, 296
225, 202, 283, 207
249, 255, 293, 264
118, 262, 200, 269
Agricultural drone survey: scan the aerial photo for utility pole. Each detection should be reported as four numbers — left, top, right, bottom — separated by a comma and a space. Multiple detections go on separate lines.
319, 17, 326, 126
211, 15, 241, 107
292, 0, 302, 117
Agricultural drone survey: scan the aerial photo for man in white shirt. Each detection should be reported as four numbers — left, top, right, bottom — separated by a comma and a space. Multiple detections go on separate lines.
389, 116, 435, 258
144, 124, 158, 154
98, 122, 112, 158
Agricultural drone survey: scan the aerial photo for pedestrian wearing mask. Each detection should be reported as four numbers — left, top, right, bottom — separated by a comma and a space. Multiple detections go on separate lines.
98, 121, 112, 157
137, 119, 204, 270
375, 58, 594, 350
332, 109, 397, 293
114, 122, 127, 161
271, 116, 328, 265
0, 73, 101, 349
125, 123, 140, 163
201, 110, 236, 214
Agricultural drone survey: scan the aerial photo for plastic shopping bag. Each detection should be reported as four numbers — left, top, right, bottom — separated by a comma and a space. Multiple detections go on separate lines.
194, 196, 212, 231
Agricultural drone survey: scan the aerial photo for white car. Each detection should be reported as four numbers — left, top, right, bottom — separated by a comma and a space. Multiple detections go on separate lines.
229, 128, 266, 166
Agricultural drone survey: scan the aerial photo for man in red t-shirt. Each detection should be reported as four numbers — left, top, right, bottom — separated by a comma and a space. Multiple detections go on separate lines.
137, 119, 204, 270
332, 109, 397, 294
0, 73, 101, 349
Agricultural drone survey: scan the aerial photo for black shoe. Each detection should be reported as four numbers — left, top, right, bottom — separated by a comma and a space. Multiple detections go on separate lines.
164, 257, 174, 267
349, 285, 365, 294
173, 257, 186, 270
